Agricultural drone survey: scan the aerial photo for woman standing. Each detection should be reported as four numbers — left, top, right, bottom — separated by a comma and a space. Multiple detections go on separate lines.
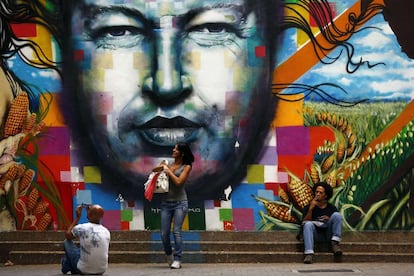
159, 143, 194, 269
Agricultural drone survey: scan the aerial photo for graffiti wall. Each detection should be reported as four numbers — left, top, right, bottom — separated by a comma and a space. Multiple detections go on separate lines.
1, 0, 413, 232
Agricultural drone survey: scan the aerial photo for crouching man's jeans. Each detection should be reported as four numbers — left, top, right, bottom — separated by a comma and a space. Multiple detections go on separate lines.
303, 212, 342, 254
62, 239, 81, 274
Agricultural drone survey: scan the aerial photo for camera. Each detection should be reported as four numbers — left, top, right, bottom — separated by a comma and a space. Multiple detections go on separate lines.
81, 203, 92, 209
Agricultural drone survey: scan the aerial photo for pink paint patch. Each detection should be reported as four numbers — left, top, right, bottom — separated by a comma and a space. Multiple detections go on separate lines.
37, 127, 70, 155
233, 208, 255, 230
276, 126, 310, 155
93, 93, 113, 114
101, 210, 121, 230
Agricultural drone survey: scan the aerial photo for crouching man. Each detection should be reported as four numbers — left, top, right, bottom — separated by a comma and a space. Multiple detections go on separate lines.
61, 204, 111, 274
301, 181, 343, 264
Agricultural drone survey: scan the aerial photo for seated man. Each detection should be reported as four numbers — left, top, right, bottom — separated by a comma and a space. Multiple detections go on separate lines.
61, 204, 111, 274
301, 181, 343, 264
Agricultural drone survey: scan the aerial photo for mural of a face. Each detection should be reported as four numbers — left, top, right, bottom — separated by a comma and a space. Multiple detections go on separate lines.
66, 0, 279, 199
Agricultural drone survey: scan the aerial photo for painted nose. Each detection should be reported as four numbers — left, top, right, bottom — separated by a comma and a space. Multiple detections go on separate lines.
155, 29, 181, 95
144, 25, 191, 101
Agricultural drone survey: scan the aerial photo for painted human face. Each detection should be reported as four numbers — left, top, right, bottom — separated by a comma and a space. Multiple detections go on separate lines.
68, 0, 277, 198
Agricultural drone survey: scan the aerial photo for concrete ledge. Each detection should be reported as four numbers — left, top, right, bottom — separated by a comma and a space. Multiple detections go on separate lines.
2, 231, 414, 264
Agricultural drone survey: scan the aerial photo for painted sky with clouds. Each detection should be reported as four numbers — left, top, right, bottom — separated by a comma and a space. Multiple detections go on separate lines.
277, 4, 414, 103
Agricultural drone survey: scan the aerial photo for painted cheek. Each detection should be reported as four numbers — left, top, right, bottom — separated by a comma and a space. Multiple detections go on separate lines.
88, 50, 149, 107
186, 47, 252, 109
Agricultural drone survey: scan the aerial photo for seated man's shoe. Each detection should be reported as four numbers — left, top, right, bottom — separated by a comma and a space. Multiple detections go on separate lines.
303, 254, 313, 264
331, 240, 343, 256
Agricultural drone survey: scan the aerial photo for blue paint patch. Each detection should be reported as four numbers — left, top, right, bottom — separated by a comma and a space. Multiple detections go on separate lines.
85, 183, 120, 210
257, 189, 274, 202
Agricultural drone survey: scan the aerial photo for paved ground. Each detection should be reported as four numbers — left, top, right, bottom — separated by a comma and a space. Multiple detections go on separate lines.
1, 262, 414, 276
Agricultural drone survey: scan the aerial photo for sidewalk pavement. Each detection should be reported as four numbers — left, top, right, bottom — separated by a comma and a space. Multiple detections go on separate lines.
1, 262, 414, 276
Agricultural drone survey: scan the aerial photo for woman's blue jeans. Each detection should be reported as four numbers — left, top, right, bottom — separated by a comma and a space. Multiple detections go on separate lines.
62, 239, 81, 274
303, 212, 342, 255
160, 200, 188, 261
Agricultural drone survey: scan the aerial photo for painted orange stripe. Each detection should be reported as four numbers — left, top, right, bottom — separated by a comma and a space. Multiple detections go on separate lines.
363, 100, 414, 158
340, 99, 414, 180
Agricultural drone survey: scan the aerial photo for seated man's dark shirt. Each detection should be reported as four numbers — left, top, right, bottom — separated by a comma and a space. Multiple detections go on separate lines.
302, 203, 338, 222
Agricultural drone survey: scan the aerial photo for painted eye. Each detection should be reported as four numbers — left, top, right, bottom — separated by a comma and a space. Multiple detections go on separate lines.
89, 25, 146, 40
188, 23, 241, 36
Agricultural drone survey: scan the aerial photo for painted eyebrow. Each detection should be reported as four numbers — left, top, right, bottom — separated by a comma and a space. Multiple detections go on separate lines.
82, 4, 153, 29
178, 4, 247, 28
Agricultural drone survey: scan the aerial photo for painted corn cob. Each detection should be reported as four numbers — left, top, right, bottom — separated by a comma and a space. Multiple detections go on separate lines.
4, 92, 29, 137
287, 174, 313, 211
252, 195, 298, 223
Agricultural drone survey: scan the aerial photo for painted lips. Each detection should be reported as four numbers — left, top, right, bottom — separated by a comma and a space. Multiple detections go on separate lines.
136, 116, 201, 146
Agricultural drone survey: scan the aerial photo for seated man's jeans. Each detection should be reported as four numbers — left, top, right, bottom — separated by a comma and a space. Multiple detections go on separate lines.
303, 212, 342, 254
62, 239, 81, 274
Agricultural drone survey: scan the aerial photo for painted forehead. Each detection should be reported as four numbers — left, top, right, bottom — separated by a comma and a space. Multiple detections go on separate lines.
74, 0, 259, 36
78, 0, 250, 16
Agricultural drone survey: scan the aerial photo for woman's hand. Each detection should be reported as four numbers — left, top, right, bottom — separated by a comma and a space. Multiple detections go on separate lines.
152, 165, 164, 172
152, 160, 169, 172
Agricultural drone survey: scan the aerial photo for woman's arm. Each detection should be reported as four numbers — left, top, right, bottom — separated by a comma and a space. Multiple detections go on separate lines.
163, 165, 192, 186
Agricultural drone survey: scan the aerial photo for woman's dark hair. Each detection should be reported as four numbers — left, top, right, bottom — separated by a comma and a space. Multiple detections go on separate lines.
313, 181, 333, 200
177, 143, 194, 166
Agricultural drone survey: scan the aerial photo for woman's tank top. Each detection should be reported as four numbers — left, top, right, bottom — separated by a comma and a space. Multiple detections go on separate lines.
162, 165, 187, 201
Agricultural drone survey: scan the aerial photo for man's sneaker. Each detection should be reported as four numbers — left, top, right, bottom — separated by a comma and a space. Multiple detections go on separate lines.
170, 260, 182, 269
166, 254, 173, 266
331, 241, 343, 256
303, 254, 313, 264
